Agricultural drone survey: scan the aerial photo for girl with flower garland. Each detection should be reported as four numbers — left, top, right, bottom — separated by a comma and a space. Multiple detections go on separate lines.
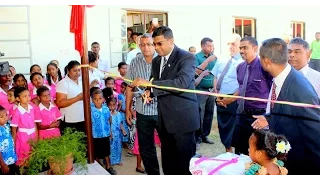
246, 129, 291, 175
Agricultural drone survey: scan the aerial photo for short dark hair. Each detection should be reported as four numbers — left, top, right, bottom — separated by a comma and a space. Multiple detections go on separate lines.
88, 51, 98, 63
36, 86, 50, 97
91, 88, 103, 98
259, 38, 288, 65
127, 28, 133, 34
152, 26, 174, 39
91, 42, 99, 46
118, 62, 127, 69
102, 87, 114, 100
189, 46, 195, 51
90, 87, 100, 97
121, 81, 128, 87
241, 36, 258, 46
200, 38, 213, 46
105, 77, 115, 84
14, 87, 28, 98
131, 32, 139, 39
289, 38, 310, 50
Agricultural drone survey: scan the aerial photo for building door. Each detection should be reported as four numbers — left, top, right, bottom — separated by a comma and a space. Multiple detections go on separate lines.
0, 5, 32, 75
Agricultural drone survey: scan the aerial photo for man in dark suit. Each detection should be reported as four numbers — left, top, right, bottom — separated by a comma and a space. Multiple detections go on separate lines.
252, 38, 320, 175
132, 26, 200, 175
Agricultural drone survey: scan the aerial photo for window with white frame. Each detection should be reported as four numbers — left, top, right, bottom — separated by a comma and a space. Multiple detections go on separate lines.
233, 18, 256, 38
291, 21, 305, 39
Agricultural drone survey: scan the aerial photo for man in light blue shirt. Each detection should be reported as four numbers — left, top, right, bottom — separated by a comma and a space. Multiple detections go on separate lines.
211, 34, 243, 152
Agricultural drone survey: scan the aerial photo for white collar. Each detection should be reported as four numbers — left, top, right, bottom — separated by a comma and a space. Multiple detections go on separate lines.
164, 47, 174, 61
17, 104, 33, 114
274, 64, 292, 88
299, 64, 309, 76
39, 102, 55, 111
0, 85, 11, 95
33, 84, 50, 95
50, 76, 59, 85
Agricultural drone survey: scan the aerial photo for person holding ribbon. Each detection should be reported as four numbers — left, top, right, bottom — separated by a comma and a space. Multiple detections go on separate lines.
132, 26, 200, 175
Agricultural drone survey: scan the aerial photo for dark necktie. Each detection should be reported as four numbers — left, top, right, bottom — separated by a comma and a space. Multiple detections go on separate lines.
237, 64, 250, 112
160, 57, 168, 76
216, 57, 233, 92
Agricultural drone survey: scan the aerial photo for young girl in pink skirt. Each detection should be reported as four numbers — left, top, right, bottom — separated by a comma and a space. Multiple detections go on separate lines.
36, 86, 62, 139
10, 87, 41, 166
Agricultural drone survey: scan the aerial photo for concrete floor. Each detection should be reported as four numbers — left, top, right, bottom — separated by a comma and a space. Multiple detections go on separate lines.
113, 119, 225, 175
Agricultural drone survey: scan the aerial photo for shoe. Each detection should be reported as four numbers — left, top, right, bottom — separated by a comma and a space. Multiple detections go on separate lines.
196, 143, 200, 150
106, 168, 117, 175
136, 168, 146, 174
202, 138, 214, 144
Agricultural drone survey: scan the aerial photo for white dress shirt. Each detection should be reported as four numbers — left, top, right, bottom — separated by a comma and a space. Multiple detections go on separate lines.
300, 64, 320, 98
159, 48, 174, 78
266, 64, 292, 114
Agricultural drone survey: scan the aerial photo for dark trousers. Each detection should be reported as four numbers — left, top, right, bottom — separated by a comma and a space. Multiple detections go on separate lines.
63, 121, 87, 159
217, 101, 238, 149
63, 121, 85, 133
195, 106, 202, 142
159, 119, 195, 175
234, 111, 265, 155
196, 93, 215, 141
309, 59, 320, 72
136, 113, 160, 175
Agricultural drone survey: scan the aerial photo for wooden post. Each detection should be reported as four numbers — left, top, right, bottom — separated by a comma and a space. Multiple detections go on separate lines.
81, 7, 94, 164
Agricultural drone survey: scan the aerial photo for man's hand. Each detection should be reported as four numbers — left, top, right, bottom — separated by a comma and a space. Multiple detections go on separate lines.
132, 78, 151, 87
201, 70, 210, 77
252, 115, 269, 129
216, 97, 234, 108
206, 55, 217, 62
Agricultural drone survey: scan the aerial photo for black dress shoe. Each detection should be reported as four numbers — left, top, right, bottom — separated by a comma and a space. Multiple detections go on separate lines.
202, 138, 214, 144
136, 168, 146, 174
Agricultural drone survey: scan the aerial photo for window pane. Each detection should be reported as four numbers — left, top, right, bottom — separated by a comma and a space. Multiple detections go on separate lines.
243, 20, 252, 37
235, 19, 242, 36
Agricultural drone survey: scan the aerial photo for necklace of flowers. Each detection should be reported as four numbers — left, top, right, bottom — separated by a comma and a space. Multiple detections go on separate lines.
244, 158, 285, 175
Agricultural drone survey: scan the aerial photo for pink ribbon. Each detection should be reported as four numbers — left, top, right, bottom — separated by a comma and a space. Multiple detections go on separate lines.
195, 157, 239, 175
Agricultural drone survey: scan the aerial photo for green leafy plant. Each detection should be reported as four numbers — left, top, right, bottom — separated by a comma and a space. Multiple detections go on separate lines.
20, 128, 87, 175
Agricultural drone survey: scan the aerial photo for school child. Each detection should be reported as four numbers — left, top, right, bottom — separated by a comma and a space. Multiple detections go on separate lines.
0, 105, 18, 175
10, 87, 41, 166
36, 86, 62, 139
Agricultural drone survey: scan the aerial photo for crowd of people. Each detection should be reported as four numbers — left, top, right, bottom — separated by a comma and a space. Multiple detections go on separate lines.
1, 26, 320, 175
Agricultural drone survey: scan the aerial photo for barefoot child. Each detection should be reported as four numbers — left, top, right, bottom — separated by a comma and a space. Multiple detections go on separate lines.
0, 105, 18, 175
245, 129, 290, 175
36, 86, 62, 139
90, 88, 116, 175
10, 87, 41, 166
107, 97, 126, 166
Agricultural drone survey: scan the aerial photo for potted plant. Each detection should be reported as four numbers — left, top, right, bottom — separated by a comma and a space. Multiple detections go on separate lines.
20, 128, 87, 175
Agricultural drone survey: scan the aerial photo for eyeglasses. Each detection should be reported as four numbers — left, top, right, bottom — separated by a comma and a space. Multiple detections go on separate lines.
139, 43, 154, 48
153, 39, 169, 47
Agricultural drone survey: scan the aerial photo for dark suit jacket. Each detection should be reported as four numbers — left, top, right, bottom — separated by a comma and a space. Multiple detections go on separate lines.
267, 67, 320, 175
150, 46, 200, 134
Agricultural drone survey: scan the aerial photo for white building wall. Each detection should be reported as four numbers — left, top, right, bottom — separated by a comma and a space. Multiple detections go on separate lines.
0, 5, 319, 76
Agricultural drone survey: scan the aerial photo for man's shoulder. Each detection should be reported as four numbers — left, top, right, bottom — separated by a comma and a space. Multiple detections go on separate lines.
175, 47, 194, 60
307, 67, 320, 77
